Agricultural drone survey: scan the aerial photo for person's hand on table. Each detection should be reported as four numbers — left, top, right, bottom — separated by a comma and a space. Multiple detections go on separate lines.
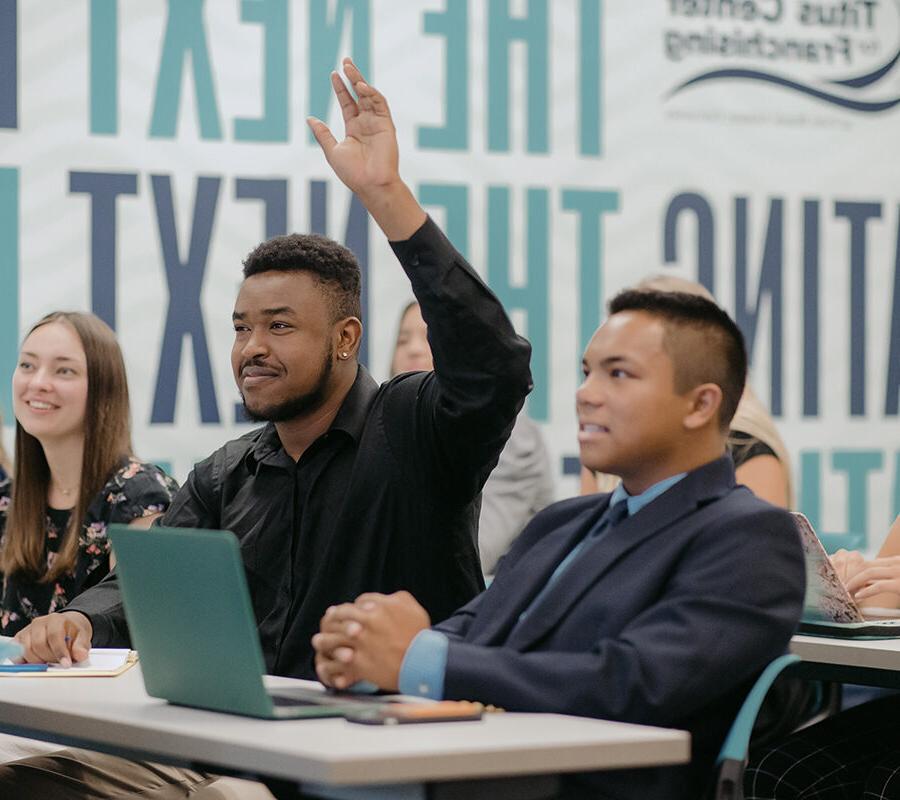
844, 556, 900, 604
14, 611, 92, 667
312, 591, 430, 691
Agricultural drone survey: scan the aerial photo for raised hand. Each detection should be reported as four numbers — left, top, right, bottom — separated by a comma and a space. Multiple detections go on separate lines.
307, 58, 398, 198
307, 58, 426, 241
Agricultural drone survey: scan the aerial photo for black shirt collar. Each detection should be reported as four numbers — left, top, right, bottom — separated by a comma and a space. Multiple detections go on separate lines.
249, 365, 379, 467
329, 365, 379, 440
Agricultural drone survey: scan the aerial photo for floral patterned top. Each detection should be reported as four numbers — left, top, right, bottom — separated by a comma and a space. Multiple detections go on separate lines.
0, 459, 178, 636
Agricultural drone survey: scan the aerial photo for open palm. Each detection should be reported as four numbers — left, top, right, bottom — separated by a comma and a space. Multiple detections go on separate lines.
307, 58, 399, 195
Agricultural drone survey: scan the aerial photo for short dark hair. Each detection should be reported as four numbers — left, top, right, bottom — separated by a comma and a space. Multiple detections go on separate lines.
608, 289, 747, 430
242, 234, 362, 321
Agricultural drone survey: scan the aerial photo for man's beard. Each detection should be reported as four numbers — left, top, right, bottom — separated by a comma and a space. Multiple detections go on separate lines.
240, 345, 334, 423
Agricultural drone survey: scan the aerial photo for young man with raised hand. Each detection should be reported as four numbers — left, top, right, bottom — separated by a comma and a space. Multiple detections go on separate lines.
3, 59, 532, 799
313, 290, 806, 800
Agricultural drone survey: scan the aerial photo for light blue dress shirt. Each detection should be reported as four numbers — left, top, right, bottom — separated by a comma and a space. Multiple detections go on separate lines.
398, 472, 687, 699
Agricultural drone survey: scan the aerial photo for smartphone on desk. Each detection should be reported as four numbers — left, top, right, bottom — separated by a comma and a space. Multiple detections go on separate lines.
345, 700, 483, 725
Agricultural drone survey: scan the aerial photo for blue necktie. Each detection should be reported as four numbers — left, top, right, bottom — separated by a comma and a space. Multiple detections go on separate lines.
515, 498, 630, 626
587, 498, 629, 542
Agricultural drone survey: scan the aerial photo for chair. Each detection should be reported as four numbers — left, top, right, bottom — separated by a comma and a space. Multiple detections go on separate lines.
710, 653, 801, 800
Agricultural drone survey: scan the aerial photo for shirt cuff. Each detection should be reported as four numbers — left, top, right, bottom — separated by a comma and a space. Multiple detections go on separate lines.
398, 629, 449, 700
388, 216, 453, 270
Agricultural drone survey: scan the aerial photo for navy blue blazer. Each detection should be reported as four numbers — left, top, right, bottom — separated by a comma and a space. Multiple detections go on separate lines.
434, 456, 805, 800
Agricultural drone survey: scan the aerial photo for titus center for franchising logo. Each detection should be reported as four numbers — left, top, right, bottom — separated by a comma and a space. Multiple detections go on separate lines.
663, 0, 900, 122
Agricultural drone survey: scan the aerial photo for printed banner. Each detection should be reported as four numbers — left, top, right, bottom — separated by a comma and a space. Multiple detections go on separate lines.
1, 0, 898, 551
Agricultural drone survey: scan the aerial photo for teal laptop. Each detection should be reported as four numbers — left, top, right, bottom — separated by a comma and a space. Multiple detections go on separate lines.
108, 525, 385, 719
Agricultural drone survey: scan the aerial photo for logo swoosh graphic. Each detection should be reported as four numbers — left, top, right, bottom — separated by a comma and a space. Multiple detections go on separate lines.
829, 48, 900, 88
669, 68, 900, 112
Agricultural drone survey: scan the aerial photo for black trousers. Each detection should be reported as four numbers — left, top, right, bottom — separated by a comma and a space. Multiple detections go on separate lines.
745, 694, 900, 799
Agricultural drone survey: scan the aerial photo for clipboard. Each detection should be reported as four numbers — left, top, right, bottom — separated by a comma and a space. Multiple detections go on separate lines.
0, 648, 138, 677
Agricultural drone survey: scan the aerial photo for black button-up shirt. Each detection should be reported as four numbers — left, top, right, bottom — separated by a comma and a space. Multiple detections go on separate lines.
69, 217, 533, 679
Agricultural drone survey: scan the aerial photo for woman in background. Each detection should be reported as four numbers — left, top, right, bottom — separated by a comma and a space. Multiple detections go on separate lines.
581, 276, 793, 508
0, 312, 215, 800
392, 301, 555, 577
0, 311, 178, 636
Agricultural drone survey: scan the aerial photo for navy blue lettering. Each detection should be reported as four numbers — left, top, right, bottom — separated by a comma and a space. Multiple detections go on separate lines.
0, 0, 17, 128
803, 199, 819, 416
886, 206, 900, 416
235, 178, 288, 238
69, 171, 139, 330
150, 175, 221, 424
734, 197, 784, 415
663, 192, 715, 295
835, 200, 881, 416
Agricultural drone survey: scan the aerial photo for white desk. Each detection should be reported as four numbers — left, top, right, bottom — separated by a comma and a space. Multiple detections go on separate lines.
0, 665, 690, 799
791, 634, 900, 688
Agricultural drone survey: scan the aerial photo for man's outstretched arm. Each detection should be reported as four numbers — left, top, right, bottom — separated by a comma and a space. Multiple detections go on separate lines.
308, 59, 532, 502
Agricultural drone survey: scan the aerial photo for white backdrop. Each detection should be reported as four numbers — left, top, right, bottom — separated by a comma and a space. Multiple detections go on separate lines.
1, 0, 898, 551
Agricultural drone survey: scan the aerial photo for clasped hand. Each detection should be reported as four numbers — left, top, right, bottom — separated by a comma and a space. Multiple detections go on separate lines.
312, 591, 430, 692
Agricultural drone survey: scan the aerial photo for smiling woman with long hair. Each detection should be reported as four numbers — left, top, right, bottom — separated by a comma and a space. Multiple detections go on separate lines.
0, 311, 178, 636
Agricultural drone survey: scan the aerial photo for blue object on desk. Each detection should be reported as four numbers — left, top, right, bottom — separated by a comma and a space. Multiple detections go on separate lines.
0, 663, 48, 672
0, 639, 25, 662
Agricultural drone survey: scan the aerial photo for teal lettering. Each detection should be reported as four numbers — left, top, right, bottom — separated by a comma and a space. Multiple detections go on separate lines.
799, 450, 822, 531
418, 183, 469, 258
487, 186, 549, 418
561, 188, 619, 377
90, 0, 118, 135
150, 0, 222, 139
487, 0, 548, 152
832, 450, 884, 550
579, 0, 602, 156
0, 168, 18, 420
308, 0, 370, 143
418, 0, 468, 150
234, 0, 288, 141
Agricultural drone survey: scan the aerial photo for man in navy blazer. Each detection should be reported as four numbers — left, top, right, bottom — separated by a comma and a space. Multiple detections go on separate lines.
314, 290, 805, 800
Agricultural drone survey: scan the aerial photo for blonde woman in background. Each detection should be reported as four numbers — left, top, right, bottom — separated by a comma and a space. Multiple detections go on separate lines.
0, 312, 199, 788
1, 311, 179, 637
582, 275, 793, 509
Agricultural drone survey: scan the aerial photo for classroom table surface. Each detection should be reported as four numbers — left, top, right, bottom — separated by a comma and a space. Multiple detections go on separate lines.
791, 633, 900, 688
0, 664, 691, 788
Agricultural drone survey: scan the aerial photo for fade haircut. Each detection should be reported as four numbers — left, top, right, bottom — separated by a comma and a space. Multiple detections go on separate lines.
608, 289, 747, 431
242, 234, 362, 321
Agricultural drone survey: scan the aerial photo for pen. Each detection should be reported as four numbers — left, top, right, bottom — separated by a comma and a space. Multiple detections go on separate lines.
0, 664, 49, 673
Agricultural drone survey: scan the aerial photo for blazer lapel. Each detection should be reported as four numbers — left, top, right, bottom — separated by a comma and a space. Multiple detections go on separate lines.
505, 457, 736, 650
466, 498, 612, 645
